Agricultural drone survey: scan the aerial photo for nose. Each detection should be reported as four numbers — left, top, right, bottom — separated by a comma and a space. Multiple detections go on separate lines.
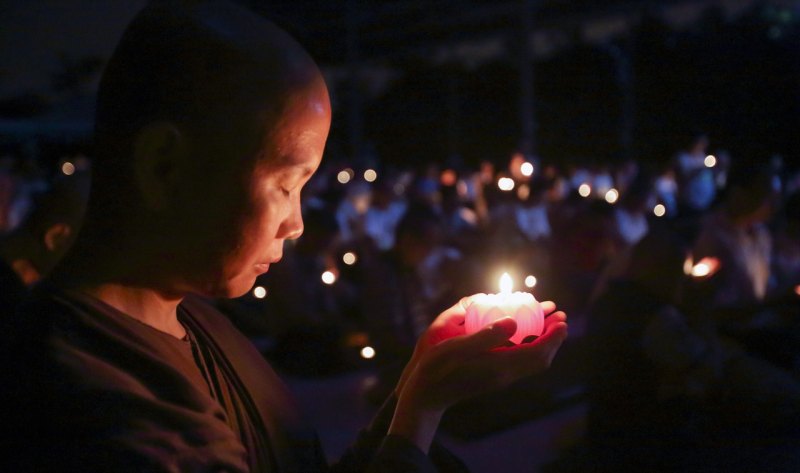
278, 197, 304, 241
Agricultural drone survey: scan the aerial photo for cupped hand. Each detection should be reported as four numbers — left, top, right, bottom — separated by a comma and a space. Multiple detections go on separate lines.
395, 295, 566, 398
388, 296, 568, 452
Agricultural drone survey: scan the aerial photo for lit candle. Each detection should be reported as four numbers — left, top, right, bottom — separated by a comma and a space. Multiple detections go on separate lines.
465, 273, 545, 344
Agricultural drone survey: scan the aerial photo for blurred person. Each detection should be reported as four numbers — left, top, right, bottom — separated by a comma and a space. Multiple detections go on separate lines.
359, 204, 466, 362
2, 2, 568, 472
550, 199, 623, 313
692, 159, 781, 319
335, 178, 371, 242
654, 162, 679, 217
585, 227, 800, 472
674, 133, 716, 214
363, 179, 408, 251
591, 164, 614, 199
0, 172, 89, 323
613, 170, 655, 246
514, 177, 552, 243
0, 155, 16, 232
771, 191, 800, 297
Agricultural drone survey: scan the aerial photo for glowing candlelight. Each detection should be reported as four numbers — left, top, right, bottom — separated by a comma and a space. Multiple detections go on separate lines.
321, 270, 337, 285
342, 252, 357, 265
360, 346, 376, 359
520, 162, 534, 177
605, 188, 619, 204
337, 170, 351, 184
498, 177, 515, 191
524, 275, 537, 288
61, 161, 76, 176
464, 273, 545, 344
684, 256, 721, 279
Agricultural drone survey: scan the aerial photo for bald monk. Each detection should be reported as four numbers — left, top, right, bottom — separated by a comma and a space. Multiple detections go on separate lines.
3, 1, 568, 471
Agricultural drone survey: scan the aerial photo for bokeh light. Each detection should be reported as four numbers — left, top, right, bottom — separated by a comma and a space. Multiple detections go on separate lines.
252, 286, 267, 299
520, 162, 534, 177
363, 169, 377, 182
342, 252, 357, 265
498, 177, 515, 191
524, 275, 537, 288
704, 155, 717, 168
321, 270, 337, 285
337, 170, 351, 184
360, 346, 376, 359
578, 183, 591, 197
605, 188, 619, 204
61, 161, 76, 176
653, 204, 666, 217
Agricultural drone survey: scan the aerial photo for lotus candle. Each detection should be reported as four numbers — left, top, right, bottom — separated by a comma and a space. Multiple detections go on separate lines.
465, 273, 545, 344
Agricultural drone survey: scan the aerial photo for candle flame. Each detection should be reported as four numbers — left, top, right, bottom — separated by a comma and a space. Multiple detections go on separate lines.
499, 272, 513, 294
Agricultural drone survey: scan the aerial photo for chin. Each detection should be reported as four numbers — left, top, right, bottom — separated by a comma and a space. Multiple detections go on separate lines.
194, 274, 255, 300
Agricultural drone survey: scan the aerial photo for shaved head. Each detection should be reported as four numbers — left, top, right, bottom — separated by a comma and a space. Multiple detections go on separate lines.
92, 0, 324, 221
70, 0, 331, 295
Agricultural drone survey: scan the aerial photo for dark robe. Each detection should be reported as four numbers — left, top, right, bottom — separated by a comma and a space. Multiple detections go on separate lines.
2, 282, 464, 472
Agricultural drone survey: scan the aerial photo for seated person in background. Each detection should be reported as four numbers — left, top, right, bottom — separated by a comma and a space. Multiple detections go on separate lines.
587, 227, 800, 473
2, 2, 567, 471
692, 159, 781, 324
0, 172, 89, 323
771, 190, 800, 298
360, 204, 468, 366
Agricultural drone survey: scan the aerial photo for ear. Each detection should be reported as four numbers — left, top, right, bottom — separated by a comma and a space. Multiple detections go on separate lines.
43, 223, 72, 253
132, 122, 187, 211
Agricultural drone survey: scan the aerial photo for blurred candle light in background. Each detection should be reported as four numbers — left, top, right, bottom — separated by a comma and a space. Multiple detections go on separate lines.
498, 177, 515, 191
342, 252, 357, 265
321, 270, 337, 285
704, 155, 717, 168
363, 169, 377, 182
794, 285, 800, 296
653, 204, 666, 217
605, 188, 619, 204
360, 346, 376, 359
61, 161, 76, 176
440, 169, 457, 186
337, 170, 351, 184
520, 162, 534, 177
252, 286, 267, 299
578, 183, 591, 197
684, 256, 721, 279
524, 275, 537, 288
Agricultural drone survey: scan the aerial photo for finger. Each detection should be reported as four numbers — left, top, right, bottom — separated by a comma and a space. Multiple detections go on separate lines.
449, 317, 517, 354
540, 300, 556, 315
544, 311, 567, 324
496, 317, 568, 367
431, 299, 470, 328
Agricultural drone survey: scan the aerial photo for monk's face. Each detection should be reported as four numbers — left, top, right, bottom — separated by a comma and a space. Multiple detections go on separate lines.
177, 76, 331, 298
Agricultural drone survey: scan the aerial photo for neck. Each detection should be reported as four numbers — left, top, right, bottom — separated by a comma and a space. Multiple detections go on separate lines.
81, 283, 186, 339
52, 232, 188, 339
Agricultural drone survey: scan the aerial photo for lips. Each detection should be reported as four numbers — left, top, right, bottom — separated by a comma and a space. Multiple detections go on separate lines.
255, 256, 281, 273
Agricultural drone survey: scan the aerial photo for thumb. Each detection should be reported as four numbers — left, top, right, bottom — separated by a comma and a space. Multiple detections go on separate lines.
458, 317, 517, 353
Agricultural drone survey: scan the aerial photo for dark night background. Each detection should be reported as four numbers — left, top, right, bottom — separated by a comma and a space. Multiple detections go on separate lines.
1, 0, 799, 170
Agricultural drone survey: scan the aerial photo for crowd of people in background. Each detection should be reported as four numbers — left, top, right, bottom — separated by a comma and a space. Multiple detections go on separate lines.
2, 132, 800, 471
